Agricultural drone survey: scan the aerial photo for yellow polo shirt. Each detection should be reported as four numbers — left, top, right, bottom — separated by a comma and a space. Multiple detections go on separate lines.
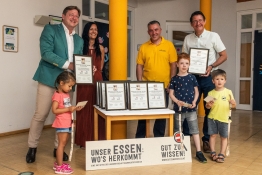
136, 37, 177, 88
208, 88, 234, 123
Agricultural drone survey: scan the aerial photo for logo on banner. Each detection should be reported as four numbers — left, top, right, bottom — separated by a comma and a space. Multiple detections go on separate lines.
174, 132, 184, 143
174, 132, 187, 151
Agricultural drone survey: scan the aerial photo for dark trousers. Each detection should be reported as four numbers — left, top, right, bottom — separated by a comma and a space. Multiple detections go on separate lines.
135, 91, 169, 138
183, 75, 215, 142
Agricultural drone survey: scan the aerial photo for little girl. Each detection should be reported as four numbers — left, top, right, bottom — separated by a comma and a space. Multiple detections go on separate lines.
52, 71, 83, 174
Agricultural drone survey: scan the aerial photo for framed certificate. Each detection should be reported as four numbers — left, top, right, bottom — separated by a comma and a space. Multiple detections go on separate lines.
98, 82, 106, 109
188, 48, 209, 74
73, 54, 93, 84
105, 82, 126, 110
147, 82, 166, 109
96, 81, 100, 106
128, 82, 149, 110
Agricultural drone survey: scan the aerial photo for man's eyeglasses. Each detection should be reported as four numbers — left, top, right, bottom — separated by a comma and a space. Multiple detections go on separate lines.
192, 19, 204, 24
68, 13, 79, 19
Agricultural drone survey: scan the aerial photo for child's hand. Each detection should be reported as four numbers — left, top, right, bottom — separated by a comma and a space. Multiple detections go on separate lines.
206, 100, 214, 109
176, 100, 184, 107
190, 101, 196, 108
68, 106, 77, 112
76, 106, 84, 111
229, 99, 236, 108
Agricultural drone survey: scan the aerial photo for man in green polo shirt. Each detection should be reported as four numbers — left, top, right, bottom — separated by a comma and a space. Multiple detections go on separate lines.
136, 20, 177, 138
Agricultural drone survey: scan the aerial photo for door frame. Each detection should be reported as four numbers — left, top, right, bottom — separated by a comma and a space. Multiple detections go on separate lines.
236, 9, 262, 110
166, 21, 192, 42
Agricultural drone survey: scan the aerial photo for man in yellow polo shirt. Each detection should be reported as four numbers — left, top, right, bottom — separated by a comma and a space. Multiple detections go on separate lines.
136, 20, 177, 138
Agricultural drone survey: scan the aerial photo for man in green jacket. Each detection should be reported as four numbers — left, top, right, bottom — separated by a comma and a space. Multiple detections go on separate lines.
26, 6, 83, 163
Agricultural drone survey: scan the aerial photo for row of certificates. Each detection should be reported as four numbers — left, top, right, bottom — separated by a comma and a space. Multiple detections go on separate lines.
96, 81, 167, 111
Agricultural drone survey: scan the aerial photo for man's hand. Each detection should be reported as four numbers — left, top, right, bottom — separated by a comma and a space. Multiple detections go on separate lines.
201, 65, 212, 77
68, 62, 74, 71
165, 83, 170, 93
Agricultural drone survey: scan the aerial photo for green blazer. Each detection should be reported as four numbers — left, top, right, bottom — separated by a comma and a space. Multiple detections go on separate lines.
33, 23, 83, 87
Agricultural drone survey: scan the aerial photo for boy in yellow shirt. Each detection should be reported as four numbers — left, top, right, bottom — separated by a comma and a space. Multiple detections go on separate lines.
206, 69, 236, 163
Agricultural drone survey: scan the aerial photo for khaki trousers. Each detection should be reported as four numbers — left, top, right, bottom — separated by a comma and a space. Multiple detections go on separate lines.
28, 83, 73, 148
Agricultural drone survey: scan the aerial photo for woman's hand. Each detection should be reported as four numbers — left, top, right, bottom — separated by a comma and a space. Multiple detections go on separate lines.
93, 66, 97, 75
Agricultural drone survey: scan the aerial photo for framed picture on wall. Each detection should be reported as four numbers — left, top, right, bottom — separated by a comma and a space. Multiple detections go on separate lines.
2, 25, 18, 52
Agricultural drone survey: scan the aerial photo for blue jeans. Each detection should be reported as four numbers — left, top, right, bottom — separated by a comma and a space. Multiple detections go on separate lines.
135, 90, 169, 138
183, 75, 215, 142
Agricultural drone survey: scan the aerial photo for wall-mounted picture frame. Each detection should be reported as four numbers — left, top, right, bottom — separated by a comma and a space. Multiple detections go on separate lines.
73, 54, 93, 84
2, 25, 18, 52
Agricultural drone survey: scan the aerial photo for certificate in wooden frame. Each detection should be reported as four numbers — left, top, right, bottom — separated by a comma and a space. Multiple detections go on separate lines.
147, 82, 166, 109
73, 54, 93, 84
128, 81, 149, 110
188, 48, 209, 74
105, 82, 126, 111
2, 25, 18, 52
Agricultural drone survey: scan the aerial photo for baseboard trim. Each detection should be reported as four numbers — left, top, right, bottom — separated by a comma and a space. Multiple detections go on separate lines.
0, 124, 52, 137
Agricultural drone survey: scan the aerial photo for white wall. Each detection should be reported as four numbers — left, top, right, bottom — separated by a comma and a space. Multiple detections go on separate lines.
212, 0, 237, 92
134, 0, 199, 47
0, 0, 81, 133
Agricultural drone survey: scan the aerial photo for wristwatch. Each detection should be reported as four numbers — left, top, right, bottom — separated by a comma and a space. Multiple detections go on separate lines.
210, 65, 214, 69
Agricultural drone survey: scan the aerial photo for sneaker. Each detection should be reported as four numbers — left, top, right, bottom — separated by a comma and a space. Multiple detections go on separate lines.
203, 141, 211, 153
53, 162, 71, 171
55, 164, 73, 174
196, 151, 207, 163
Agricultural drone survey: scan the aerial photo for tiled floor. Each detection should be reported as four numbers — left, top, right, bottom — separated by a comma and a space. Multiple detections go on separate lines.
1, 110, 262, 175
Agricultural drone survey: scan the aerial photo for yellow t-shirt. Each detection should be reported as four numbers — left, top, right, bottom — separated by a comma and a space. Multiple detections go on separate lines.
136, 37, 177, 88
208, 88, 234, 123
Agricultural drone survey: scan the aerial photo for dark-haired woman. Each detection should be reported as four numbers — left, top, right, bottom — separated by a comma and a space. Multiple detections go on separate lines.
75, 22, 105, 147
